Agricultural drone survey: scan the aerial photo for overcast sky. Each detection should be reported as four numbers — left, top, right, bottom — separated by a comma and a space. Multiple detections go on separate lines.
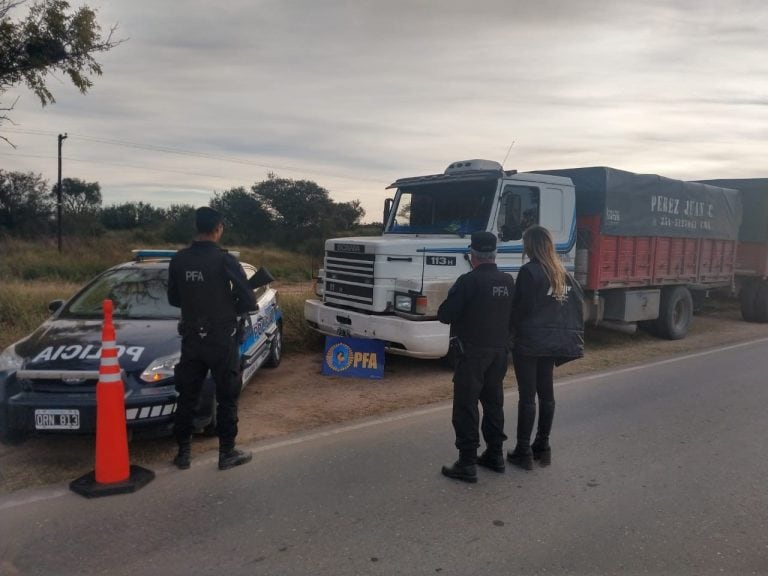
2, 0, 767, 222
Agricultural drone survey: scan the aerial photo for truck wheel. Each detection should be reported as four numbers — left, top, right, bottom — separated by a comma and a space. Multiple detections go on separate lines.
740, 280, 760, 322
265, 321, 283, 368
656, 286, 693, 340
753, 281, 768, 323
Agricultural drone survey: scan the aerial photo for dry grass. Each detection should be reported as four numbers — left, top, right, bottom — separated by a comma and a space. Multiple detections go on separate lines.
0, 236, 320, 352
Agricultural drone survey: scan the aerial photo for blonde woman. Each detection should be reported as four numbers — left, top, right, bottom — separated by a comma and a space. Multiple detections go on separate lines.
507, 225, 584, 470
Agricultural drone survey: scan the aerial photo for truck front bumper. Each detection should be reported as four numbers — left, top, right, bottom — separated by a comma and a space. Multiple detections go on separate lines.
304, 299, 449, 359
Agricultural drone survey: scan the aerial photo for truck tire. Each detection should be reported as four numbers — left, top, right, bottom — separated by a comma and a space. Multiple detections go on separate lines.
753, 281, 768, 323
740, 280, 760, 322
655, 286, 693, 340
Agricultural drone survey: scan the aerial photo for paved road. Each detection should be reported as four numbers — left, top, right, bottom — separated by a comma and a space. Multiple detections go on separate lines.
2, 339, 768, 575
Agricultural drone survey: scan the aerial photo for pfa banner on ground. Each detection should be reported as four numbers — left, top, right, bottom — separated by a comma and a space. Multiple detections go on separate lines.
322, 336, 385, 379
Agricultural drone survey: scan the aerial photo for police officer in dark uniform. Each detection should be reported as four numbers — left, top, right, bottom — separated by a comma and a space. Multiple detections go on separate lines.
167, 207, 256, 471
437, 231, 515, 483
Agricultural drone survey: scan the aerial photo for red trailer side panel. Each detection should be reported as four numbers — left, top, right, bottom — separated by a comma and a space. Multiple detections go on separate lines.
735, 242, 768, 278
577, 215, 736, 290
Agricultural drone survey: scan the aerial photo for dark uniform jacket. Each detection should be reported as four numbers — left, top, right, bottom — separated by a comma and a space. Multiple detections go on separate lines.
512, 259, 584, 362
167, 241, 256, 328
437, 263, 515, 349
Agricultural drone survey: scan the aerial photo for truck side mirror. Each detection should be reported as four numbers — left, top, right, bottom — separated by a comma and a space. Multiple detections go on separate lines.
499, 224, 523, 242
383, 198, 393, 229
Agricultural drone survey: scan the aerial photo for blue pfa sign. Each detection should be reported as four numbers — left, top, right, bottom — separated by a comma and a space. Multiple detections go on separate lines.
322, 336, 385, 379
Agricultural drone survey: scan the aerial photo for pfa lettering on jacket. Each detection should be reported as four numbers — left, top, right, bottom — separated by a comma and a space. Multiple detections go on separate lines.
492, 286, 510, 297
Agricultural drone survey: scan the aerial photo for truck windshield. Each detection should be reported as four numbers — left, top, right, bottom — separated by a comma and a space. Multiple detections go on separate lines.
385, 179, 498, 235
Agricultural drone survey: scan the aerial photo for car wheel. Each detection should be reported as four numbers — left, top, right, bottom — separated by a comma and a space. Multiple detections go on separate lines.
0, 412, 25, 445
202, 396, 218, 437
265, 321, 283, 368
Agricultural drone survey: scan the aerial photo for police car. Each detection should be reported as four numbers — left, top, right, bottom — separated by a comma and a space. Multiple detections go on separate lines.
0, 250, 282, 443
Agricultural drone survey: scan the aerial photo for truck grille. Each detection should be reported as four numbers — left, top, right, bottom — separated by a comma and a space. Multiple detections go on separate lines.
324, 251, 375, 305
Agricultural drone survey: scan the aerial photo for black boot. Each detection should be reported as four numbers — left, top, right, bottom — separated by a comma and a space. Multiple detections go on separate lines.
477, 446, 505, 472
441, 450, 477, 483
218, 448, 252, 470
173, 443, 191, 470
507, 445, 534, 471
532, 400, 555, 466
531, 441, 552, 466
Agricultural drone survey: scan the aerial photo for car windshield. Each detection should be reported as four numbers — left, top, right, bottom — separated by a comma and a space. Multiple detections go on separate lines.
385, 179, 498, 235
62, 266, 179, 319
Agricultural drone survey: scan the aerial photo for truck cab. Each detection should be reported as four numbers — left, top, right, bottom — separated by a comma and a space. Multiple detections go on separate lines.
304, 159, 576, 358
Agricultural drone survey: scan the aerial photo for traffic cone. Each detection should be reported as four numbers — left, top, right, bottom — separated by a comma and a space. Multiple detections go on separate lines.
70, 299, 155, 498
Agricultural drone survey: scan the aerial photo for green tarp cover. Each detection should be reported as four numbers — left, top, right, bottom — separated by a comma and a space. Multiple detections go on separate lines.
534, 167, 742, 240
696, 179, 768, 242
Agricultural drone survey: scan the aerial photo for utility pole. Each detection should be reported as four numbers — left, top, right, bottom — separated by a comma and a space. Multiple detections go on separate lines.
57, 133, 68, 253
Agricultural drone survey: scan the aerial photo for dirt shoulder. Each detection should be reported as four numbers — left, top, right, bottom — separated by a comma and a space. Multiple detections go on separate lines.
2, 302, 767, 495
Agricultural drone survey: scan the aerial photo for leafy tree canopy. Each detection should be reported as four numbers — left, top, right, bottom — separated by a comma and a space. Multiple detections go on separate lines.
0, 168, 51, 235
0, 0, 122, 143
51, 177, 101, 214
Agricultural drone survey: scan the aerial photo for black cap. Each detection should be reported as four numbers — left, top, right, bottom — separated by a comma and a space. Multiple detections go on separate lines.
470, 231, 497, 252
195, 207, 223, 233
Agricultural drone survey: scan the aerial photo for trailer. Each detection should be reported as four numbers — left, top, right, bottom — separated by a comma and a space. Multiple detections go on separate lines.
537, 167, 742, 338
695, 178, 768, 322
305, 160, 743, 358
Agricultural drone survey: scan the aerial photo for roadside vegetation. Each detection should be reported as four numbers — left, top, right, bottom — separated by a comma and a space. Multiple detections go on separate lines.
0, 235, 324, 353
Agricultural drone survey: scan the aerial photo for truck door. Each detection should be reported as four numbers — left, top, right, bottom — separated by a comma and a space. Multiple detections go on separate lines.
496, 184, 540, 276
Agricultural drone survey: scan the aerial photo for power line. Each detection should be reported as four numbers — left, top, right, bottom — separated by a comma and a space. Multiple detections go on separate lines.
2, 127, 390, 185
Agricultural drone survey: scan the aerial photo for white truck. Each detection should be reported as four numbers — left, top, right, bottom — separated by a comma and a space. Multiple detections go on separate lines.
304, 159, 742, 359
304, 159, 578, 358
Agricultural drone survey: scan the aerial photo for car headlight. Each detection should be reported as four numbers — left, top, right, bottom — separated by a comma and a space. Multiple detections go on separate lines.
140, 353, 180, 384
0, 345, 23, 374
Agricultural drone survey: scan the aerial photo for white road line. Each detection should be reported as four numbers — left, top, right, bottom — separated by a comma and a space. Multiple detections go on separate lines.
2, 336, 767, 511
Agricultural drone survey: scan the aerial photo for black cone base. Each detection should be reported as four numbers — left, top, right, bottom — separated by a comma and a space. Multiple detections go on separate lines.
70, 465, 155, 498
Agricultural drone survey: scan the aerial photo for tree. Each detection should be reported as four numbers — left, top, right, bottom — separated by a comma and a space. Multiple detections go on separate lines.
0, 168, 52, 235
51, 177, 100, 214
161, 203, 196, 244
210, 186, 273, 245
100, 201, 164, 230
327, 199, 365, 232
0, 0, 122, 143
253, 174, 334, 245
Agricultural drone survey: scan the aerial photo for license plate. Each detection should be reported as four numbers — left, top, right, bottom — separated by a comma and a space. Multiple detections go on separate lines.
34, 409, 80, 430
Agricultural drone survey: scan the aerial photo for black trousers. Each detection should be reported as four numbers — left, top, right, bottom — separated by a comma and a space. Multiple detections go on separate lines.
512, 353, 556, 446
451, 346, 509, 454
174, 327, 241, 452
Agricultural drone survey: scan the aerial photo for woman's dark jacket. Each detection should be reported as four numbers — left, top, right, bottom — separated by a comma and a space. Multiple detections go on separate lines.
512, 259, 584, 363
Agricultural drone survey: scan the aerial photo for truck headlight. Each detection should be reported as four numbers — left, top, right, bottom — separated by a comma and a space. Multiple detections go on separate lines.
140, 353, 180, 384
394, 292, 428, 315
0, 345, 23, 374
394, 293, 413, 313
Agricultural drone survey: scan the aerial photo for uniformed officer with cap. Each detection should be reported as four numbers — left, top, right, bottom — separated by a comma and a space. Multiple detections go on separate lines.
167, 207, 256, 471
437, 231, 515, 482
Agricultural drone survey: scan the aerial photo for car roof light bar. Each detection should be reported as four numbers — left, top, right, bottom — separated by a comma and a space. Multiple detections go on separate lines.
132, 249, 178, 261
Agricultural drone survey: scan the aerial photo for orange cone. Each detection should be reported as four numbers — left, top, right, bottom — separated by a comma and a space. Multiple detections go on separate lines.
95, 298, 130, 483
70, 299, 154, 498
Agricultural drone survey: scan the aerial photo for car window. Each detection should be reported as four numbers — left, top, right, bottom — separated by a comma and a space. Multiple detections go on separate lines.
63, 267, 180, 319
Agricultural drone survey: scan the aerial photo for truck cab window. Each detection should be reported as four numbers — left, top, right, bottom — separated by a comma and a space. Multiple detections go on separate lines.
498, 185, 540, 241
386, 179, 497, 235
